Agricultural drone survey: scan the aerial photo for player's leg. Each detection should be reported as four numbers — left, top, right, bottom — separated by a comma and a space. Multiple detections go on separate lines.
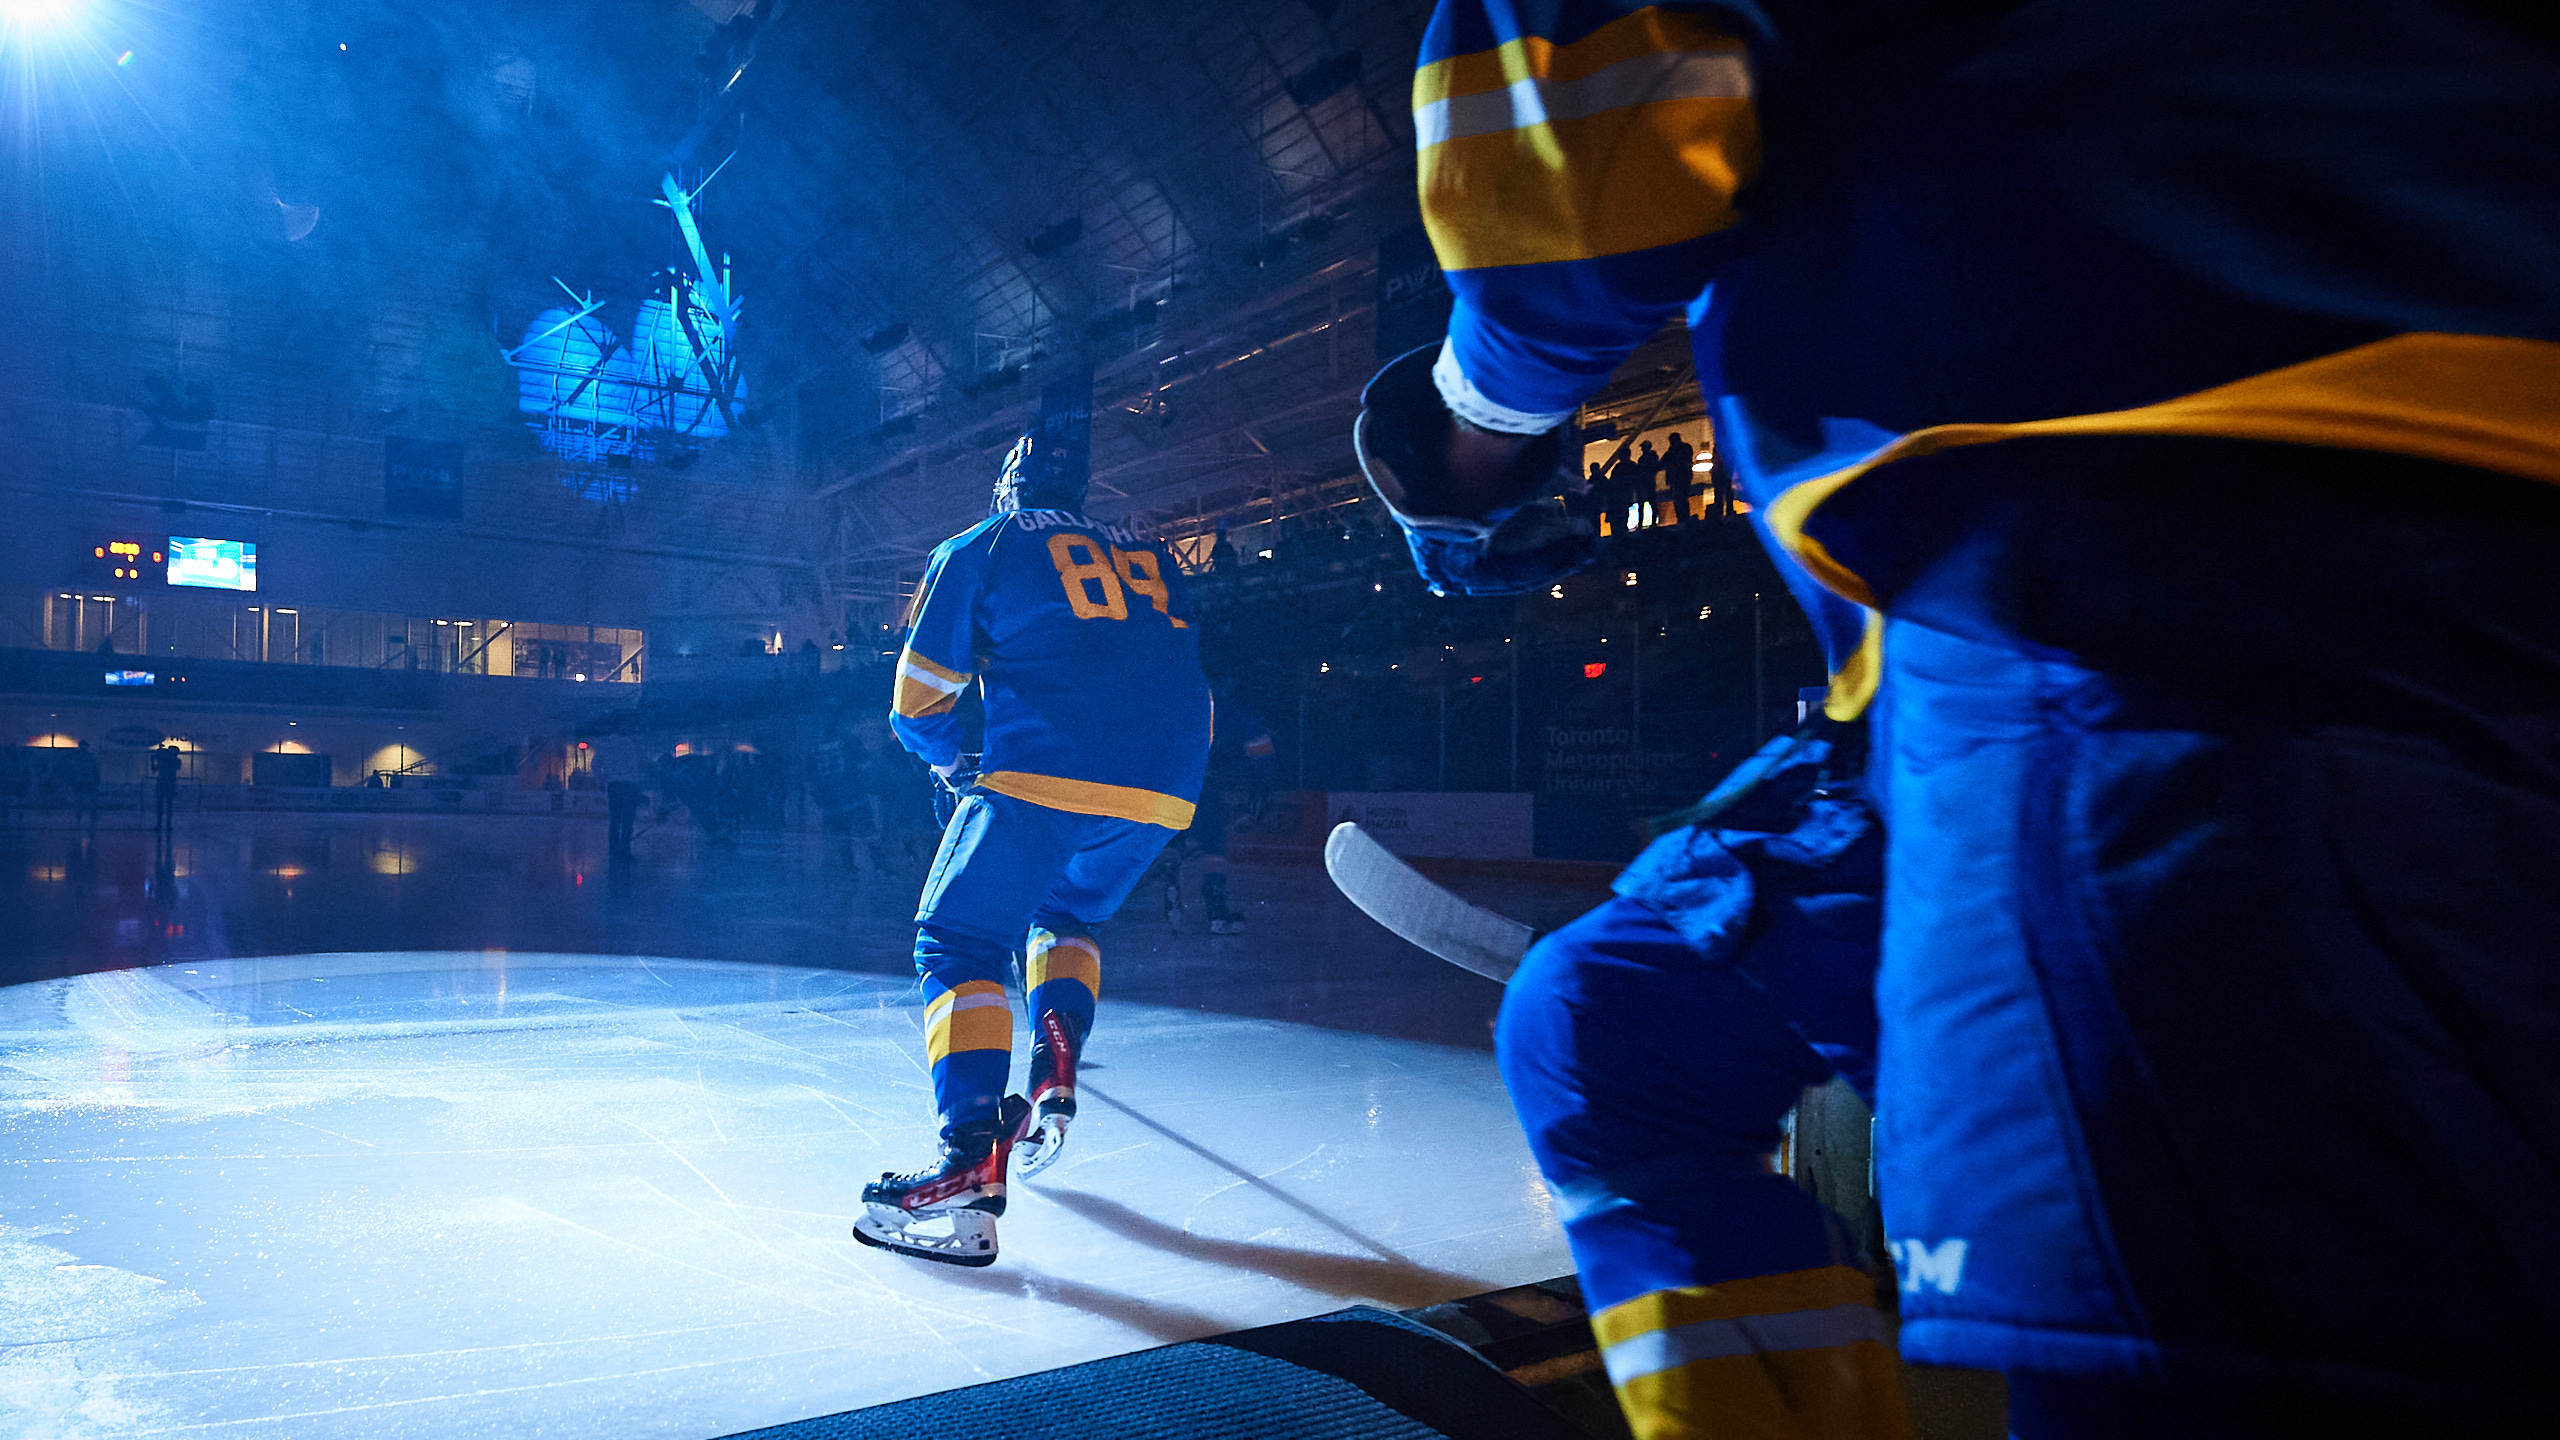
1014, 924, 1098, 1173
1191, 785, 1242, 933
1010, 814, 1178, 1174
1499, 897, 1910, 1440
1144, 835, 1185, 923
854, 790, 1070, 1265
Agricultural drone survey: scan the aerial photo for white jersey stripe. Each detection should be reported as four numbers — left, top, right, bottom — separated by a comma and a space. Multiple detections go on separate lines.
898, 658, 968, 695
1416, 50, 1750, 150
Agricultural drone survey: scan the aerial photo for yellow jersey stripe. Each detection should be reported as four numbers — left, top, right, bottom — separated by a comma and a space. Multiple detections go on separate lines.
1415, 7, 1754, 269
894, 672, 963, 719
1767, 332, 2560, 608
1419, 48, 1747, 147
1414, 7, 1745, 108
1593, 1264, 1877, 1346
1825, 612, 1884, 723
899, 646, 971, 688
978, 770, 1195, 830
1420, 95, 1756, 270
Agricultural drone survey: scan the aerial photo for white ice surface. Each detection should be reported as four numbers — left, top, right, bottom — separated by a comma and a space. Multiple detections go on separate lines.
0, 954, 1566, 1439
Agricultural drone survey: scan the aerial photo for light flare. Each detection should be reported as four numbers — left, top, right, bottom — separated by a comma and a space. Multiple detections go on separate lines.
0, 1, 80, 29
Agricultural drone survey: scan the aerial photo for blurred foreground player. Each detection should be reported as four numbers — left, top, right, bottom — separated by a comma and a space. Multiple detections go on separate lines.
1364, 1, 2560, 1435
857, 434, 1212, 1267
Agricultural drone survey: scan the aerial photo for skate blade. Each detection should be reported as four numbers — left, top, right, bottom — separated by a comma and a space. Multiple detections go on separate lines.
1013, 1113, 1070, 1178
851, 1206, 999, 1267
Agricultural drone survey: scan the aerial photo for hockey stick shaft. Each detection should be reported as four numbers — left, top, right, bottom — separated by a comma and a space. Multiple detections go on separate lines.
1323, 822, 1533, 983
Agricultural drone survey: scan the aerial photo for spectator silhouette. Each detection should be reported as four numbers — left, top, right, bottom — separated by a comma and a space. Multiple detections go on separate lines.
152, 745, 182, 833
67, 742, 101, 828
1663, 433, 1698, 519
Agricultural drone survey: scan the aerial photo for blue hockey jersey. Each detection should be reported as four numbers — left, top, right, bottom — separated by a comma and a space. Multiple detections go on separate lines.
1415, 0, 2560, 648
892, 509, 1212, 830
1408, 0, 2560, 1400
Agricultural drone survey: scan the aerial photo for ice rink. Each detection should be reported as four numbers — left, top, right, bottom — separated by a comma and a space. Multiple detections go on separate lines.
0, 816, 1608, 1438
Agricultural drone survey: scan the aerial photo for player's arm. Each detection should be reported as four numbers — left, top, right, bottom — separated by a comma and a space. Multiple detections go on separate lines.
1359, 2, 1767, 595
889, 539, 983, 773
1424, 2, 1764, 446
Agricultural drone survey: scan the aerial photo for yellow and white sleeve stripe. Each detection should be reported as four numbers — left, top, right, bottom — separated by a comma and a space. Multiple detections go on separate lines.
894, 646, 972, 720
1416, 6, 1757, 271
1594, 1264, 1911, 1440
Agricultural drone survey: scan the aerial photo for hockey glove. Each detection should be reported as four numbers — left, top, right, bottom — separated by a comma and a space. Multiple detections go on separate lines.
1354, 344, 1593, 597
930, 754, 980, 829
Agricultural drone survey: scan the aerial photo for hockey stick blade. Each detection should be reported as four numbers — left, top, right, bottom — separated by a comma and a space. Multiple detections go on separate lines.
1324, 822, 1533, 983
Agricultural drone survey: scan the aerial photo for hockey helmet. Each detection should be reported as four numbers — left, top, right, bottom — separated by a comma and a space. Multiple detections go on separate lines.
990, 432, 1086, 515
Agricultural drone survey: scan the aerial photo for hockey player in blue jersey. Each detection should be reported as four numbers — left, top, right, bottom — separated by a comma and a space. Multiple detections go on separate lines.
854, 434, 1213, 1268
1357, 2, 2560, 1436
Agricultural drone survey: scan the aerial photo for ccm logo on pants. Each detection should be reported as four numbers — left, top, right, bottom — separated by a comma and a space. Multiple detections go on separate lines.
1893, 1238, 1969, 1295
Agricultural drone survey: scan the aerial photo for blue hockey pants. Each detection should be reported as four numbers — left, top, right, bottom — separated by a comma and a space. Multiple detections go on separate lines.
1497, 738, 1909, 1440
912, 788, 1174, 1139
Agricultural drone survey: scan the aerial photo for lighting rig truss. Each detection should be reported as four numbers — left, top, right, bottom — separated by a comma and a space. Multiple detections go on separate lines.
503, 163, 746, 470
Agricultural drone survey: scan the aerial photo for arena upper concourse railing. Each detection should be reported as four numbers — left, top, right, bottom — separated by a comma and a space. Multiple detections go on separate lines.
2, 590, 643, 684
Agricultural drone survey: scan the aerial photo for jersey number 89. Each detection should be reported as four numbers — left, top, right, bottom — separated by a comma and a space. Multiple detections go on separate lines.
1047, 534, 1182, 626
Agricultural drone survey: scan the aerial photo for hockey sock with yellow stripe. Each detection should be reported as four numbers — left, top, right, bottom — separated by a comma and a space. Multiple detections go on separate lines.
1496, 897, 1909, 1439
1596, 1265, 1908, 1440
919, 970, 1012, 1139
1024, 926, 1099, 1039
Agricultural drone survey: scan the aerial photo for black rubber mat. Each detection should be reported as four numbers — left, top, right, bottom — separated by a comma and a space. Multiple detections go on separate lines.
715, 1305, 1590, 1440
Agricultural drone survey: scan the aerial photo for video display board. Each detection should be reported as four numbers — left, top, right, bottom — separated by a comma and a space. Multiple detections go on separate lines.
167, 537, 257, 591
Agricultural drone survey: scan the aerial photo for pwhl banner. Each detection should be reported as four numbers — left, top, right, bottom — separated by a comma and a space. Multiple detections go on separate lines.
1034, 367, 1093, 498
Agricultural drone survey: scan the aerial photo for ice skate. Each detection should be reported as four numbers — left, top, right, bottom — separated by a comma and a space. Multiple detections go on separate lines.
1012, 1010, 1083, 1177
853, 1095, 1029, 1267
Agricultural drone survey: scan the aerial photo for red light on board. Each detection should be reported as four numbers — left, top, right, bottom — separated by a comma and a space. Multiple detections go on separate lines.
1583, 662, 1608, 679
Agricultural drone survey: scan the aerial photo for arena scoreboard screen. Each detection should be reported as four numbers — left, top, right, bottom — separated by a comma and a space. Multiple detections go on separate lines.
166, 537, 257, 591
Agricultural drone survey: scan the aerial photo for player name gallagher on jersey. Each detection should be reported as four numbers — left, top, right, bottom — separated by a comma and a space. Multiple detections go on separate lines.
1004, 508, 1154, 547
